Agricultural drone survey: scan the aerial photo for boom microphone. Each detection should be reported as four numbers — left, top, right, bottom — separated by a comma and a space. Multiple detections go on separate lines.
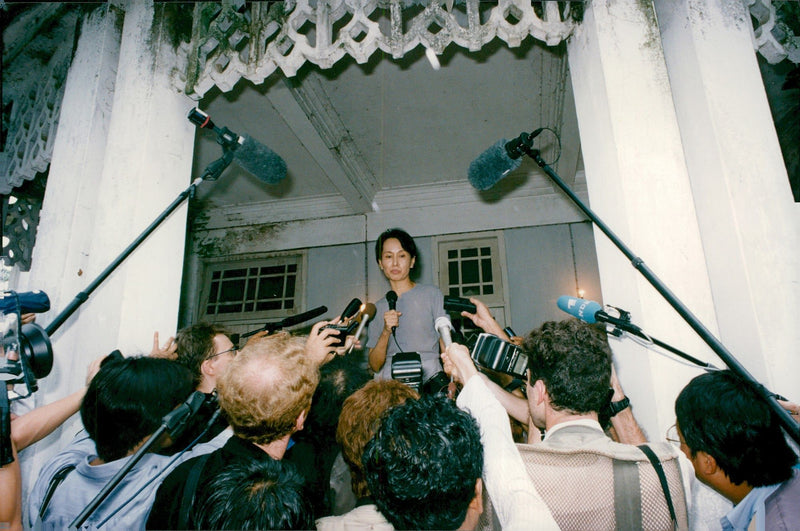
188, 107, 287, 184
556, 295, 641, 332
467, 129, 544, 191
557, 296, 603, 324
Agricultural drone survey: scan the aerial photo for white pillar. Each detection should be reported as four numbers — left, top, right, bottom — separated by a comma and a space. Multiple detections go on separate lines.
567, 0, 719, 439
655, 0, 800, 399
21, 0, 196, 496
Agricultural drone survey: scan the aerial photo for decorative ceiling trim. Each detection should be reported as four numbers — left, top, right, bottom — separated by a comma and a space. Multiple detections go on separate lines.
177, 0, 580, 99
747, 0, 800, 64
0, 44, 72, 195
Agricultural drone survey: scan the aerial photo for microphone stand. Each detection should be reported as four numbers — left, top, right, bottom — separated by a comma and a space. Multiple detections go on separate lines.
518, 141, 799, 445
46, 150, 233, 337
596, 307, 717, 370
69, 392, 209, 528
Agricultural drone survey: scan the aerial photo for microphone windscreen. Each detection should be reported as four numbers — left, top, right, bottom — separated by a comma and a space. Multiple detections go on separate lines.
386, 291, 398, 310
362, 303, 377, 321
434, 316, 453, 347
235, 135, 287, 184
556, 296, 602, 324
341, 298, 363, 320
468, 139, 522, 191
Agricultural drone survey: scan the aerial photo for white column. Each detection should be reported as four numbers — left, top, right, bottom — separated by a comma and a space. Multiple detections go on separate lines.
21, 3, 123, 477
21, 0, 196, 491
655, 0, 800, 399
567, 0, 718, 438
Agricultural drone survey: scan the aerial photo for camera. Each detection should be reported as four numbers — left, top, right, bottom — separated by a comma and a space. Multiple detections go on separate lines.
391, 352, 423, 392
320, 320, 358, 347
470, 333, 528, 379
443, 296, 477, 314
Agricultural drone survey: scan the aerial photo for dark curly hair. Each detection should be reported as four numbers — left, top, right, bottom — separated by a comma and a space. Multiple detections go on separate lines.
363, 393, 482, 530
523, 318, 612, 414
675, 370, 797, 487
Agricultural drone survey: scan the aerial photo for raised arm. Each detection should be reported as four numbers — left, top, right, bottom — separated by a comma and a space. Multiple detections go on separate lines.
461, 297, 510, 340
11, 356, 103, 451
607, 363, 647, 445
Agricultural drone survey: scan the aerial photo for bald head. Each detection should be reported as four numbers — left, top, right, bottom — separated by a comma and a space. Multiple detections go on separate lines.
217, 332, 319, 445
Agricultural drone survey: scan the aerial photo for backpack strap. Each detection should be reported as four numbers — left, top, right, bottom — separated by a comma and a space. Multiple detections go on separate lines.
638, 444, 679, 530
38, 464, 76, 520
177, 453, 212, 530
612, 458, 643, 530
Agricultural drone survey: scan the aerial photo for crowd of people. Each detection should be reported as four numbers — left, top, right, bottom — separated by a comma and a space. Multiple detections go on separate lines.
2, 227, 799, 530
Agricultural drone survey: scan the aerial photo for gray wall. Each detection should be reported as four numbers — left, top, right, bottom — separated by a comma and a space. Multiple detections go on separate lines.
505, 222, 601, 335
181, 223, 601, 347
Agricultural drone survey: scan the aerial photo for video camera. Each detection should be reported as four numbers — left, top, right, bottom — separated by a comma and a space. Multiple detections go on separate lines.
470, 333, 528, 380
1, 291, 54, 397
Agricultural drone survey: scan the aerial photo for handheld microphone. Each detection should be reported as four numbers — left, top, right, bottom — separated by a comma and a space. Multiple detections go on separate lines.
241, 305, 328, 338
348, 303, 377, 353
340, 298, 363, 322
435, 316, 453, 348
556, 295, 641, 333
467, 129, 544, 191
386, 291, 398, 334
0, 290, 50, 314
188, 107, 287, 184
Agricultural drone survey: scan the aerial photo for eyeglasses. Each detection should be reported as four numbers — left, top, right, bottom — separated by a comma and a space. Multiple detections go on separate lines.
665, 423, 681, 447
206, 347, 237, 360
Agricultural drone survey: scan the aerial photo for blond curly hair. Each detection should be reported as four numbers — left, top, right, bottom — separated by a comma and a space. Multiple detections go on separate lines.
217, 332, 320, 444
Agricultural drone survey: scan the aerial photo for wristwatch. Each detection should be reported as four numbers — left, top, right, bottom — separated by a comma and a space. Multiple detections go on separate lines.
605, 396, 631, 418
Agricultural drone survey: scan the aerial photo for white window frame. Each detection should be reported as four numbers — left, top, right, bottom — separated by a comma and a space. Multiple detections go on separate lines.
196, 251, 308, 335
431, 231, 511, 335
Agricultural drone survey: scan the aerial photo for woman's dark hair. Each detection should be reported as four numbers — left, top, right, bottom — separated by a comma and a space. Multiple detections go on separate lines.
80, 356, 194, 462
374, 227, 418, 263
675, 370, 797, 487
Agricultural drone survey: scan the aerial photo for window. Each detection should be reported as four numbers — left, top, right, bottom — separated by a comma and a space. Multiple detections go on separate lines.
198, 253, 306, 329
433, 233, 509, 341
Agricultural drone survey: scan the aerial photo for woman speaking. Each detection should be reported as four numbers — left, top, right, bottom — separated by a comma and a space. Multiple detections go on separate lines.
367, 228, 447, 383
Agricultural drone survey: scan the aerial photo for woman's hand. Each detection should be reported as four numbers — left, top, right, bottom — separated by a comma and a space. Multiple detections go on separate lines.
383, 309, 401, 334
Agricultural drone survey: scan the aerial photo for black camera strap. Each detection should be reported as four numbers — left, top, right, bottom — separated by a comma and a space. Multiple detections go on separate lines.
37, 464, 76, 521
638, 444, 679, 530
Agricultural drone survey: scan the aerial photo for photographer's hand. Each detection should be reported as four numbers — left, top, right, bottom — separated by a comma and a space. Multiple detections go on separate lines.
461, 298, 508, 340
306, 319, 340, 366
150, 331, 177, 359
441, 343, 478, 385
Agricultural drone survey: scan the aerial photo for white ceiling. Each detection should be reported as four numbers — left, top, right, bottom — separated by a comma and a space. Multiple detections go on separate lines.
190, 36, 582, 215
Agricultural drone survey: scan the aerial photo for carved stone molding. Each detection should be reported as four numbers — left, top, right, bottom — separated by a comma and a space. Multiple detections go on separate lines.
1, 45, 72, 195
748, 0, 800, 64
177, 0, 580, 99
